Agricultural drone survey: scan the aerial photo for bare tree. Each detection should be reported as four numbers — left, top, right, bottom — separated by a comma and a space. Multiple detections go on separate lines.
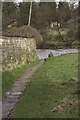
28, 0, 33, 26
57, 21, 64, 41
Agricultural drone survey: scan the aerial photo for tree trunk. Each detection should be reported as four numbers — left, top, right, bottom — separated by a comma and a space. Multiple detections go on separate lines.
57, 21, 64, 41
28, 0, 32, 26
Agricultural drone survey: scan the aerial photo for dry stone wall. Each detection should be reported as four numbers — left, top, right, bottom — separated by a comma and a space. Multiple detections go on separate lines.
1, 37, 37, 71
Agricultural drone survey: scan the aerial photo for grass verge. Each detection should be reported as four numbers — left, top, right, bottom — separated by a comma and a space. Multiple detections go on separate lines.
2, 59, 38, 93
12, 54, 79, 118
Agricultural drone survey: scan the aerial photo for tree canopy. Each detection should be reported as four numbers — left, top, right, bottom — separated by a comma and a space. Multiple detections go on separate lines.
2, 1, 79, 29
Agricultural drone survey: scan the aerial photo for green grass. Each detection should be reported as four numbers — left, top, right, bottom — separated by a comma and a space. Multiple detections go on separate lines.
43, 28, 78, 49
48, 28, 68, 36
12, 54, 79, 118
2, 60, 38, 93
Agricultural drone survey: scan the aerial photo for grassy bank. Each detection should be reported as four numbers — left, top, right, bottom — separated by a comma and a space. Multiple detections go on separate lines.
2, 60, 38, 93
12, 54, 79, 118
39, 28, 79, 49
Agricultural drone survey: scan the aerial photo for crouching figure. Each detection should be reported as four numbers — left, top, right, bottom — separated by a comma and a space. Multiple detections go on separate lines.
48, 52, 53, 57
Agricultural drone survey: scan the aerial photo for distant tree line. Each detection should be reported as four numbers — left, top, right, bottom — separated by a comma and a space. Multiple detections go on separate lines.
2, 1, 79, 30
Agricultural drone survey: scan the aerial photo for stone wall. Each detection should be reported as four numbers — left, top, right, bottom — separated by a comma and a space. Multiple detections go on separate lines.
1, 37, 37, 71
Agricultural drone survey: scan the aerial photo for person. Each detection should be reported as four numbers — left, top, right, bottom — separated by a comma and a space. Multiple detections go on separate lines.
44, 58, 47, 62
48, 52, 53, 57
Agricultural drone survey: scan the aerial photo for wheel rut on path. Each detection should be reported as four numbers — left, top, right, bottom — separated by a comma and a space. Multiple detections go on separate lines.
2, 60, 44, 118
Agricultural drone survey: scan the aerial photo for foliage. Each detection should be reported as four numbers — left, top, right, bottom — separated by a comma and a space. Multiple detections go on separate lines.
39, 27, 78, 49
2, 2, 17, 29
2, 2, 79, 48
2, 2, 78, 29
17, 2, 30, 26
2, 2, 57, 29
38, 2, 57, 27
57, 2, 71, 27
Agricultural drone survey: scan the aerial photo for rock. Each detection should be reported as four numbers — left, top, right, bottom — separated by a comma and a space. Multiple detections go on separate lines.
2, 102, 15, 118
11, 92, 22, 95
51, 105, 64, 112
4, 92, 11, 97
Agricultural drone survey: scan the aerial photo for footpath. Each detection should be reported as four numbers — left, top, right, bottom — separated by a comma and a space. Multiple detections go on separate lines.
2, 60, 44, 118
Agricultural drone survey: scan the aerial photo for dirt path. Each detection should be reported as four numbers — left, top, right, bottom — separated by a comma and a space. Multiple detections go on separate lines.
2, 60, 44, 118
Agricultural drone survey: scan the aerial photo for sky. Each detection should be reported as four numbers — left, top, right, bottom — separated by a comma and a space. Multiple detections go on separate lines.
16, 0, 77, 1
1, 0, 78, 4
15, 0, 78, 3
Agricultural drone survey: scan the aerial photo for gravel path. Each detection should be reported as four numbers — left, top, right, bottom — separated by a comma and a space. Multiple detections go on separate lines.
2, 60, 44, 118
